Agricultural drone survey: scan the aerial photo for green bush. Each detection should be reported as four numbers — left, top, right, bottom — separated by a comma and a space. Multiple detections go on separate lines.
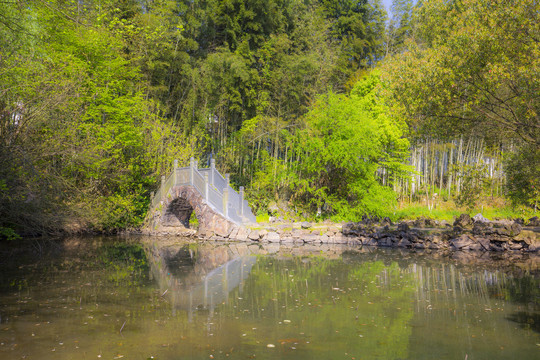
505, 145, 540, 211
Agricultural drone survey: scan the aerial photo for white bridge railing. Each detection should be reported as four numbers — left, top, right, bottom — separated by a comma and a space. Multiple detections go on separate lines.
150, 158, 256, 225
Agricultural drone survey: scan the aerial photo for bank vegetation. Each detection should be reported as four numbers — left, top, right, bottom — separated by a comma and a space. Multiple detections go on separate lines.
0, 0, 538, 239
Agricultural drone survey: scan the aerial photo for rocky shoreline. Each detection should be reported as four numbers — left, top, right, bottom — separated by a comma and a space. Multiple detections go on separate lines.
193, 214, 540, 253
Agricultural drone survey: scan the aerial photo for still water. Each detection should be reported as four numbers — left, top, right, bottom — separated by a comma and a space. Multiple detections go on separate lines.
0, 236, 539, 360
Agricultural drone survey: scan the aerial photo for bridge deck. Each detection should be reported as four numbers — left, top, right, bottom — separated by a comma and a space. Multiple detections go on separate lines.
150, 158, 256, 226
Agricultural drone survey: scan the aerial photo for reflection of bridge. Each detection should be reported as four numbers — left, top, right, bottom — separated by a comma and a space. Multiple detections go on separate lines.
145, 158, 256, 235
146, 242, 257, 319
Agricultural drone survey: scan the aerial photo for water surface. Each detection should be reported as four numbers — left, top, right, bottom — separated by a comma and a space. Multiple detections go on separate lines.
0, 237, 539, 359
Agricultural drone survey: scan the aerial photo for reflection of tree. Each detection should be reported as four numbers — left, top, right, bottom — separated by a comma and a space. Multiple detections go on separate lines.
503, 276, 540, 334
502, 276, 540, 307
97, 243, 149, 285
405, 262, 540, 358
218, 256, 415, 359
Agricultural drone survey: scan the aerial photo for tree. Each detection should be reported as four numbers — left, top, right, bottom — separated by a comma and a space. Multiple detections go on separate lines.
0, 0, 201, 236
381, 0, 539, 146
250, 72, 410, 219
505, 144, 540, 210
384, 0, 414, 56
321, 0, 387, 74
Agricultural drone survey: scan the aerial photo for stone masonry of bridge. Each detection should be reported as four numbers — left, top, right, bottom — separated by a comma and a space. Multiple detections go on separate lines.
144, 158, 257, 237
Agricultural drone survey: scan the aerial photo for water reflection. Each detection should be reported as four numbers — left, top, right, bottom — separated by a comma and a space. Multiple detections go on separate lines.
0, 237, 538, 360
145, 241, 257, 317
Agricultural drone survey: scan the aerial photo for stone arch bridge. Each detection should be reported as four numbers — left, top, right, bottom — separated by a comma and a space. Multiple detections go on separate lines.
145, 158, 256, 236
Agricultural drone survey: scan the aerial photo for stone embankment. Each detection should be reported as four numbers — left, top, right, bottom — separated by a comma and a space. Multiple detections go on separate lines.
199, 214, 540, 253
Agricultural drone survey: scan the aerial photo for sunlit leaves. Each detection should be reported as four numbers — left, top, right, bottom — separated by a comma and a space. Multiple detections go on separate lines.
287, 72, 410, 218
382, 0, 540, 144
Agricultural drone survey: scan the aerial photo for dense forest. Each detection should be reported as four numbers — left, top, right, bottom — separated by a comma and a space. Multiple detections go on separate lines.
0, 0, 538, 238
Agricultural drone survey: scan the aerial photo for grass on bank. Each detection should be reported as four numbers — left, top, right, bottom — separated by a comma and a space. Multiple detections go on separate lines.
393, 198, 536, 222
256, 197, 537, 224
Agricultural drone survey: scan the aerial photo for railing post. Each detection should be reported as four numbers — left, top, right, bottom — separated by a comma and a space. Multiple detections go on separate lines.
190, 157, 194, 184
161, 175, 165, 200
210, 158, 215, 187
239, 186, 244, 216
225, 174, 230, 187
223, 187, 229, 218
204, 173, 209, 201
194, 159, 198, 170
173, 159, 178, 185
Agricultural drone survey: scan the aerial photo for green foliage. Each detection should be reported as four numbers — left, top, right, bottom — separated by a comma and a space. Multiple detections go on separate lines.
300, 73, 409, 219
0, 226, 21, 241
381, 0, 539, 144
0, 0, 202, 234
321, 0, 387, 71
394, 200, 537, 222
2, 0, 536, 234
189, 211, 199, 229
453, 164, 489, 210
505, 144, 540, 210
247, 72, 410, 219
384, 0, 414, 55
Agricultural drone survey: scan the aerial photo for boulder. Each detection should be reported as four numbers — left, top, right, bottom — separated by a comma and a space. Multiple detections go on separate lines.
280, 236, 294, 243
303, 234, 320, 243
378, 237, 394, 247
214, 220, 233, 238
248, 230, 260, 241
397, 222, 410, 232
472, 221, 494, 236
527, 216, 540, 227
450, 234, 475, 250
328, 226, 339, 234
236, 227, 250, 241
301, 221, 312, 229
342, 222, 358, 236
509, 242, 524, 250
494, 222, 522, 237
397, 238, 412, 248
266, 231, 281, 243
454, 214, 472, 228
525, 240, 540, 252
362, 238, 378, 246
472, 213, 489, 223
513, 230, 538, 245
414, 217, 435, 228
228, 227, 239, 239
332, 235, 349, 244
476, 237, 490, 251
453, 226, 464, 234
489, 241, 505, 252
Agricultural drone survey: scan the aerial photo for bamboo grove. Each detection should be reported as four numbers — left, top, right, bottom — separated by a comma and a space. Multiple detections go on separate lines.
0, 0, 538, 237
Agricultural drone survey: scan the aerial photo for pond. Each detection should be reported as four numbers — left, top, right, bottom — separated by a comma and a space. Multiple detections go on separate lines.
0, 236, 539, 360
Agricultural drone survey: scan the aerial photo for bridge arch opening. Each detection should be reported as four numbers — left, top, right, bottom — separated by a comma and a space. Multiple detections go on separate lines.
163, 197, 200, 229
